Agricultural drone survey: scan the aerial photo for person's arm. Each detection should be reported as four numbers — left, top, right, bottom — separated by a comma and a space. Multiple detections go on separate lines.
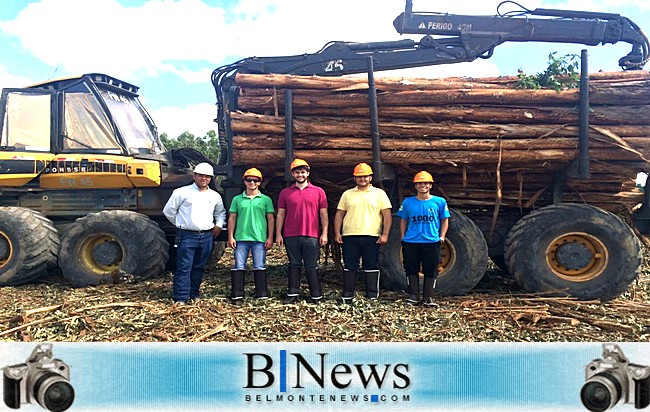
440, 218, 449, 242
213, 195, 227, 237
227, 213, 237, 249
400, 218, 408, 240
378, 208, 392, 245
319, 208, 329, 246
265, 213, 275, 250
275, 208, 286, 246
162, 192, 180, 226
334, 209, 346, 244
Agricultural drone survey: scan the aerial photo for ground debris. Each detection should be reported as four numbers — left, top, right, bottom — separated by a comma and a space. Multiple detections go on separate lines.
1, 248, 649, 342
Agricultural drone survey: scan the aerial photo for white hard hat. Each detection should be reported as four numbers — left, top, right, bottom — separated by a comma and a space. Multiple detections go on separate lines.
193, 162, 214, 176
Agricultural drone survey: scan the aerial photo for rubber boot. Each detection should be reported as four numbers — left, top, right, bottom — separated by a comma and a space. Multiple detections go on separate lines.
422, 277, 437, 307
230, 269, 246, 305
405, 275, 420, 305
305, 268, 322, 304
364, 270, 380, 300
283, 267, 302, 304
253, 270, 269, 299
341, 269, 357, 304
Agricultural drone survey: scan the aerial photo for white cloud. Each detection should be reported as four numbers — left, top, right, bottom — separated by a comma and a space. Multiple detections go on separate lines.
150, 103, 217, 138
0, 0, 230, 81
0, 0, 506, 85
0, 64, 34, 91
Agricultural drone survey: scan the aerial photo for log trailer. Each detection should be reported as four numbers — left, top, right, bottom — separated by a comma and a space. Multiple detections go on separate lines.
0, 74, 216, 287
211, 0, 650, 300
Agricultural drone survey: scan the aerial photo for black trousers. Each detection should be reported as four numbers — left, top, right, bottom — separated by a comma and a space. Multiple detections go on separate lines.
342, 235, 380, 271
401, 241, 441, 279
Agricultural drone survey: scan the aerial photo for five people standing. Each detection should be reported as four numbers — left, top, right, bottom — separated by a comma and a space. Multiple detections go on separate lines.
164, 161, 449, 306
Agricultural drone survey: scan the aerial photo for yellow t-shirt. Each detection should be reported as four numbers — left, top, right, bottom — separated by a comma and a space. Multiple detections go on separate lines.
337, 186, 392, 236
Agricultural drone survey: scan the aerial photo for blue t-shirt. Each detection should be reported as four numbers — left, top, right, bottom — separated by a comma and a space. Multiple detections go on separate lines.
396, 196, 450, 243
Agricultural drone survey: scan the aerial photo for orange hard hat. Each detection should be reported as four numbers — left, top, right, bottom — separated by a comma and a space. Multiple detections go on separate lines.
290, 158, 310, 171
413, 171, 434, 183
243, 168, 263, 180
353, 162, 373, 176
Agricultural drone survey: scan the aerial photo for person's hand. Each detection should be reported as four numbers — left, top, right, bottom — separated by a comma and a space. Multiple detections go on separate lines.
319, 234, 328, 247
265, 238, 273, 250
227, 238, 236, 249
440, 237, 446, 243
212, 226, 222, 237
377, 234, 389, 245
276, 234, 284, 247
334, 234, 343, 244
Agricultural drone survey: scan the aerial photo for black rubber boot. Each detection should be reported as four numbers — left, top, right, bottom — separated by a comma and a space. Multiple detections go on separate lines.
283, 267, 302, 304
305, 268, 322, 304
423, 277, 437, 307
253, 269, 269, 299
341, 269, 357, 304
230, 269, 246, 305
364, 270, 380, 300
405, 275, 420, 305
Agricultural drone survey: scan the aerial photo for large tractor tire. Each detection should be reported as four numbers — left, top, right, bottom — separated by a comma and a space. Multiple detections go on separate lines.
210, 241, 227, 265
58, 211, 169, 287
504, 204, 643, 301
380, 209, 489, 295
0, 207, 59, 286
474, 217, 518, 271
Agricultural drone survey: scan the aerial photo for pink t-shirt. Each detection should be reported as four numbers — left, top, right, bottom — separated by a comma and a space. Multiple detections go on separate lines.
277, 183, 328, 238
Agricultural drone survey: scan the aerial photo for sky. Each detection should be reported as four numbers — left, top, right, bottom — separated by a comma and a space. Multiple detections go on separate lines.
0, 0, 649, 139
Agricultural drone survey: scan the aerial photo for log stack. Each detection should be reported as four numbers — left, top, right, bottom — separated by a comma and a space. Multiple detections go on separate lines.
227, 71, 650, 213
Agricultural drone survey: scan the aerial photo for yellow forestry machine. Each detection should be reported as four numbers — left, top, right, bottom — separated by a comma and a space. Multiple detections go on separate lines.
0, 74, 216, 287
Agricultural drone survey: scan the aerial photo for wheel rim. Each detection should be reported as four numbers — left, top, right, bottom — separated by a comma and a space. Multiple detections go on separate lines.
79, 234, 124, 274
438, 241, 455, 277
545, 232, 609, 282
0, 230, 13, 269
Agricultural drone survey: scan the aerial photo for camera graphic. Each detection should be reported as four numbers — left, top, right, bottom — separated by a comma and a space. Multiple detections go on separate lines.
3, 344, 74, 412
581, 344, 650, 411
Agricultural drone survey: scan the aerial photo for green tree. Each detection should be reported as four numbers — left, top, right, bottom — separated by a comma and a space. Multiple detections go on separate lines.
160, 130, 220, 163
515, 52, 580, 91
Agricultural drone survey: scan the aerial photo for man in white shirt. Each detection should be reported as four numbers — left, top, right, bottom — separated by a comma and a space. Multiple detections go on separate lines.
163, 163, 226, 304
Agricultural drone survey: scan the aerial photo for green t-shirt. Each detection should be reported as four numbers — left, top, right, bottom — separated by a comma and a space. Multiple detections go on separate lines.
229, 192, 274, 242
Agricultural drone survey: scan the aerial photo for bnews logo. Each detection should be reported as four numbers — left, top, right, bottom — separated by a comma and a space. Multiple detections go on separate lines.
243, 350, 412, 404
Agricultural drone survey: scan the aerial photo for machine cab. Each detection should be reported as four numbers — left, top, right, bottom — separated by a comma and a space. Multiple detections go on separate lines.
0, 73, 165, 188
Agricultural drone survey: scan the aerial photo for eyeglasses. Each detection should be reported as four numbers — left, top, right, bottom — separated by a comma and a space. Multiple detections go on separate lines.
244, 178, 261, 183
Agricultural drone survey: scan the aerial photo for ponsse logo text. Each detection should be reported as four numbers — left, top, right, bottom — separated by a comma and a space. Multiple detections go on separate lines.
243, 350, 412, 405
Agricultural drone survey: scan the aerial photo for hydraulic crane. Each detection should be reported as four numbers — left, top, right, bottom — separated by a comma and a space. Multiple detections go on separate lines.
213, 0, 648, 82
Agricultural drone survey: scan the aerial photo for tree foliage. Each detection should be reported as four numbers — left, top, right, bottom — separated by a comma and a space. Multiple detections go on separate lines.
160, 130, 220, 163
515, 52, 580, 91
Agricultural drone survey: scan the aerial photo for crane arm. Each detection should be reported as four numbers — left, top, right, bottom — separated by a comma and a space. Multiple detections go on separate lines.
213, 2, 648, 87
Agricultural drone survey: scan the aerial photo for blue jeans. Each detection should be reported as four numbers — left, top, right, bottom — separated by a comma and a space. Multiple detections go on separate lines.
233, 241, 266, 270
173, 231, 213, 302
